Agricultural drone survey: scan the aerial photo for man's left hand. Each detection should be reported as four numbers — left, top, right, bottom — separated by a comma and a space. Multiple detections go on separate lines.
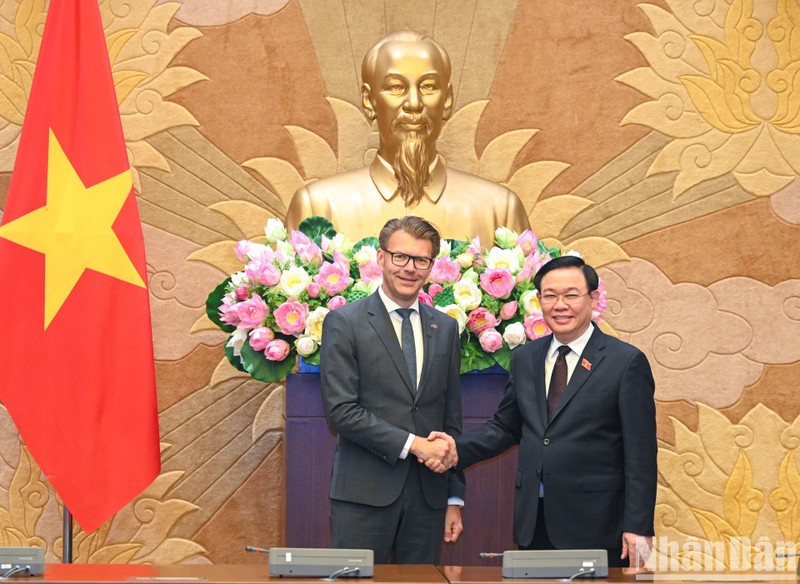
444, 505, 463, 543
621, 532, 652, 568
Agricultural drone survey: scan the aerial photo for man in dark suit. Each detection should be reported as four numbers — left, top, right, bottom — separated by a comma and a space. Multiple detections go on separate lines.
320, 216, 464, 564
451, 255, 657, 567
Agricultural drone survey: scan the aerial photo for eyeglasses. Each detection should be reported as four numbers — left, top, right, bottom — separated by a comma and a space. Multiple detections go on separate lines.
539, 292, 591, 306
383, 249, 434, 270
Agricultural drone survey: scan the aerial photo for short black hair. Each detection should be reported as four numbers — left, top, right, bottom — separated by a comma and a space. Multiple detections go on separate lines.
533, 255, 599, 293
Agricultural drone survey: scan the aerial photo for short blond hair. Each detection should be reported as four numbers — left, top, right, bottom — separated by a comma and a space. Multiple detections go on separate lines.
378, 216, 441, 257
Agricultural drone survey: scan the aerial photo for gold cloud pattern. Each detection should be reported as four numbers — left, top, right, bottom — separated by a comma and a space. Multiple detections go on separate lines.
600, 259, 762, 407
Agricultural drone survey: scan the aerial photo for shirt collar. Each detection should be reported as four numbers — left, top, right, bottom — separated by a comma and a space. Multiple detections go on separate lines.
369, 154, 447, 204
378, 285, 420, 315
549, 322, 595, 358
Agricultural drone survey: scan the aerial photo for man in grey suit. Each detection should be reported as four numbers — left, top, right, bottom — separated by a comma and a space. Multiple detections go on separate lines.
443, 255, 657, 568
320, 216, 464, 564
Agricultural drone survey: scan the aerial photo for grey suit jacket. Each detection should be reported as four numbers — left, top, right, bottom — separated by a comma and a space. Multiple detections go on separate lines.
457, 324, 657, 549
320, 292, 465, 509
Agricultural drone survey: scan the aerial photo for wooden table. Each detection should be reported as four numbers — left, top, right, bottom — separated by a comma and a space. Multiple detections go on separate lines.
439, 566, 798, 584
16, 564, 798, 583
30, 563, 447, 583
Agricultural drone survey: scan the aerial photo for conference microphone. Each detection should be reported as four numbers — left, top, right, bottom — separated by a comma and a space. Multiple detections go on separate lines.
245, 546, 270, 554
479, 552, 505, 558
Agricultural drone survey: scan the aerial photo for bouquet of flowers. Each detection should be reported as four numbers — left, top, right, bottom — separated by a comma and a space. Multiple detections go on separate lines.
206, 216, 607, 383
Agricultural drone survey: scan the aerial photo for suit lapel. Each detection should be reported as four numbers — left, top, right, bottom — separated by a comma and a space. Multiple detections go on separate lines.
365, 293, 416, 396
550, 325, 606, 423
416, 304, 438, 403
531, 337, 550, 429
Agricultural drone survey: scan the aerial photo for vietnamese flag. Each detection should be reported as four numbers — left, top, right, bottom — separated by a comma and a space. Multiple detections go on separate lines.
0, 0, 160, 533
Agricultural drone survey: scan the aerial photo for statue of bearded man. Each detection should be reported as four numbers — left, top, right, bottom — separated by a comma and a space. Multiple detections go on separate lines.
285, 30, 530, 247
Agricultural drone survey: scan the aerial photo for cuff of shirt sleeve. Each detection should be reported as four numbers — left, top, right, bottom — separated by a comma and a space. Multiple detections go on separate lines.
399, 433, 415, 460
448, 497, 464, 507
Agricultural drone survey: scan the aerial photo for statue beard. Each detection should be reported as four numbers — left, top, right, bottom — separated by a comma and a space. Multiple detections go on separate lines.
391, 116, 432, 208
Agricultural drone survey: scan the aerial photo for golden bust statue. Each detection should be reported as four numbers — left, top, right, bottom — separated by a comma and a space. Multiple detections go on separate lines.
285, 30, 530, 246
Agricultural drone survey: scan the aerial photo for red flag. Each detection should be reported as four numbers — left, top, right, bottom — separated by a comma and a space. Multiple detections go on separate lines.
0, 0, 160, 533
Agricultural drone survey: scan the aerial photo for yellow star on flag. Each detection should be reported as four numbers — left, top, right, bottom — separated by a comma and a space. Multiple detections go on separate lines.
0, 128, 145, 329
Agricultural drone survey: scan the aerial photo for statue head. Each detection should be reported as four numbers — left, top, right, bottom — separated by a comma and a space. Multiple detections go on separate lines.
361, 31, 454, 206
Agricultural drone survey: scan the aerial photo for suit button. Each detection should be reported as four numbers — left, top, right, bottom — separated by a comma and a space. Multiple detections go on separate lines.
543, 438, 550, 445
413, 406, 419, 412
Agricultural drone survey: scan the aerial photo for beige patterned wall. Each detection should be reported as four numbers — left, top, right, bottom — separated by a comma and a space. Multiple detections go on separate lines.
1, 0, 799, 566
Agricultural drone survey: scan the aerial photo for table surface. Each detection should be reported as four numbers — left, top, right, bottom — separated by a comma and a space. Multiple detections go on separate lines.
16, 564, 798, 584
29, 563, 446, 583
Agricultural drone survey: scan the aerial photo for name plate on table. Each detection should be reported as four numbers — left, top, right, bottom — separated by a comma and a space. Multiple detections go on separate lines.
502, 549, 608, 578
269, 548, 373, 578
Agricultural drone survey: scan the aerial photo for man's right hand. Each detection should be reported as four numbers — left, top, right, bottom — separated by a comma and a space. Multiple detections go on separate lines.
410, 432, 457, 473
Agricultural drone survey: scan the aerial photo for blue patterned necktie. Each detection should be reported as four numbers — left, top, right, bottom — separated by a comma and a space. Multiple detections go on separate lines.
395, 308, 417, 393
547, 345, 571, 421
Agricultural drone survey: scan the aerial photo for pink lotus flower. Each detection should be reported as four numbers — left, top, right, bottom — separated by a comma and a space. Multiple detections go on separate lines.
467, 237, 481, 255
290, 231, 323, 266
516, 252, 540, 284
480, 267, 515, 299
418, 291, 433, 306
359, 259, 382, 284
273, 299, 309, 335
235, 286, 249, 300
234, 240, 252, 261
523, 315, 550, 340
219, 299, 241, 327
265, 339, 291, 361
468, 307, 499, 335
428, 283, 443, 299
253, 245, 276, 264
245, 260, 280, 286
249, 327, 275, 351
430, 257, 461, 283
289, 230, 312, 251
516, 230, 538, 256
307, 282, 321, 298
316, 261, 351, 295
592, 278, 607, 321
479, 329, 503, 353
327, 295, 347, 310
333, 250, 349, 269
236, 294, 269, 329
298, 243, 323, 266
499, 300, 518, 320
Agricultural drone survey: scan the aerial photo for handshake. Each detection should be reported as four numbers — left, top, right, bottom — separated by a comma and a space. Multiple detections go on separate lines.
410, 431, 457, 474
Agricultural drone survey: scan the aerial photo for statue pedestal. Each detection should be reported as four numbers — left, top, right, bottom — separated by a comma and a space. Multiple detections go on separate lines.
285, 369, 518, 565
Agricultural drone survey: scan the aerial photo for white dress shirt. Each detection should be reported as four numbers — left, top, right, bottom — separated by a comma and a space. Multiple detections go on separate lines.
544, 323, 595, 396
377, 287, 423, 461
377, 288, 464, 507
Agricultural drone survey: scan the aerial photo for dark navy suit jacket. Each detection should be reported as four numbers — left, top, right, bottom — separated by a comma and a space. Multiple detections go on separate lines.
457, 324, 657, 549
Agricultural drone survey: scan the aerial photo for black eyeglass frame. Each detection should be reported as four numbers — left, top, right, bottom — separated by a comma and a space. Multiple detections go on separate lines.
382, 249, 435, 270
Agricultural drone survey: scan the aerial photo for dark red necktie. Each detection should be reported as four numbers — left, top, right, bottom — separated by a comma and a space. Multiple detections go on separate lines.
547, 345, 571, 421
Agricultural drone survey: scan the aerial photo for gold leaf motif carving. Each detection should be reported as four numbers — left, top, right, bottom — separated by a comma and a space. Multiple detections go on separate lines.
620, 0, 800, 197
722, 452, 763, 533
0, 0, 205, 184
0, 445, 47, 548
769, 452, 800, 542
52, 471, 208, 563
656, 403, 800, 567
